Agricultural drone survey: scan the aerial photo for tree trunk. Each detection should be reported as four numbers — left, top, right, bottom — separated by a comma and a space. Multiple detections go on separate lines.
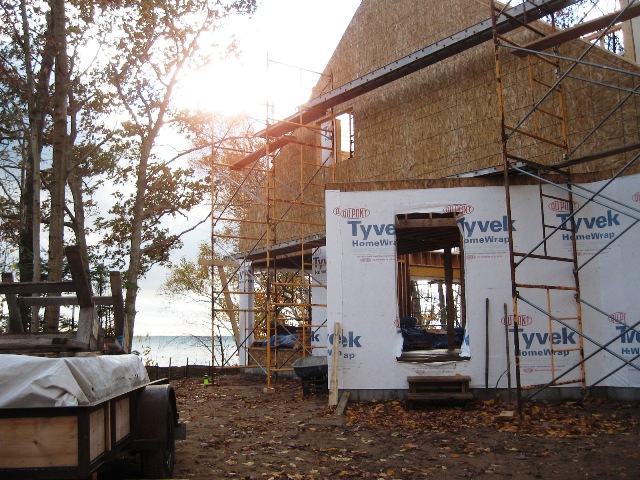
68, 171, 89, 269
43, 0, 69, 332
20, 0, 54, 331
124, 137, 153, 352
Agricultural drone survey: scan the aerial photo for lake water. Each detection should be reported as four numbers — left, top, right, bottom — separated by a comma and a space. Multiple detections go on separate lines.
130, 335, 238, 367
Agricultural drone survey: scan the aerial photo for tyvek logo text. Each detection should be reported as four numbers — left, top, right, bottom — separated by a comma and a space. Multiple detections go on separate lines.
348, 220, 396, 247
557, 210, 619, 241
326, 330, 363, 360
509, 325, 577, 357
457, 215, 514, 244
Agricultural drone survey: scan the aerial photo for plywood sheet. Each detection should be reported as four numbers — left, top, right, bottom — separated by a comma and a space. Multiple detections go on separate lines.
0, 416, 78, 468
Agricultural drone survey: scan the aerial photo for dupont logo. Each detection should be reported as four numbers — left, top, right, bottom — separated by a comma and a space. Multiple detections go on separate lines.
501, 314, 533, 326
608, 311, 626, 324
333, 207, 370, 219
548, 200, 579, 212
633, 192, 640, 202
443, 203, 474, 215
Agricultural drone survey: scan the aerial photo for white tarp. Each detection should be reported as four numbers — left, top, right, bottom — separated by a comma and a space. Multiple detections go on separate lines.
0, 354, 149, 408
325, 174, 640, 391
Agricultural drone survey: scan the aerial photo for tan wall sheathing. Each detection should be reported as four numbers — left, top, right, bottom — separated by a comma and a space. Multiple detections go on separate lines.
240, 0, 640, 251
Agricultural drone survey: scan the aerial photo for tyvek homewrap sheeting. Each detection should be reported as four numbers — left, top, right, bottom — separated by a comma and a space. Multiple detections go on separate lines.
325, 174, 640, 391
0, 354, 149, 408
310, 247, 328, 355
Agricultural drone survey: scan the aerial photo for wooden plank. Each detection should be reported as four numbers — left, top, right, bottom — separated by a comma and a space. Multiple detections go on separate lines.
407, 376, 471, 383
396, 218, 458, 228
0, 334, 88, 350
444, 246, 456, 349
329, 322, 340, 406
17, 295, 116, 307
0, 416, 78, 468
407, 392, 473, 401
231, 135, 297, 169
333, 392, 351, 417
115, 397, 131, 442
65, 246, 93, 308
497, 410, 516, 422
90, 407, 107, 461
2, 273, 23, 334
198, 258, 238, 267
76, 307, 99, 351
409, 265, 460, 281
0, 280, 75, 295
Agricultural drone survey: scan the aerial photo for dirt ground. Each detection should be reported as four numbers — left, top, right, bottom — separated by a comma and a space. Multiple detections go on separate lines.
109, 373, 640, 479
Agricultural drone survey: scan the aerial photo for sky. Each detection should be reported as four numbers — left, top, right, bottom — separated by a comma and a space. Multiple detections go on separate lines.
133, 0, 362, 337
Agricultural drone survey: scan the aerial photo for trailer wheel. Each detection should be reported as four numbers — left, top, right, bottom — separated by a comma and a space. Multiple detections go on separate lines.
140, 407, 175, 478
135, 384, 177, 479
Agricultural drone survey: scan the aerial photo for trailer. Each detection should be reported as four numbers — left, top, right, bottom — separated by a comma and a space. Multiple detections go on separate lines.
0, 246, 186, 479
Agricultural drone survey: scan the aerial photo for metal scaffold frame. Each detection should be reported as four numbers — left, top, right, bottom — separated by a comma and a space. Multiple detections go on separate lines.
205, 62, 335, 390
491, 0, 640, 411
205, 0, 640, 399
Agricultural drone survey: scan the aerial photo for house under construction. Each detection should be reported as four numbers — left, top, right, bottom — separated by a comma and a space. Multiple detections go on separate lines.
210, 0, 640, 404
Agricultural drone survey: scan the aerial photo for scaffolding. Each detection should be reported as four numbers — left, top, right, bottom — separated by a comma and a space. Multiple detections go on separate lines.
209, 0, 640, 398
205, 61, 337, 389
490, 0, 640, 410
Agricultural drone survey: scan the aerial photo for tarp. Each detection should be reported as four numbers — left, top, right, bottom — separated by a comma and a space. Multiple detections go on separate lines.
0, 354, 149, 408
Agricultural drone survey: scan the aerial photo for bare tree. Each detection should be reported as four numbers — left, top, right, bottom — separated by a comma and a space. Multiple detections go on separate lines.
96, 0, 256, 350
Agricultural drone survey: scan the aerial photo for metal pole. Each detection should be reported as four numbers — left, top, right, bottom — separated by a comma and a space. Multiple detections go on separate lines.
485, 298, 490, 389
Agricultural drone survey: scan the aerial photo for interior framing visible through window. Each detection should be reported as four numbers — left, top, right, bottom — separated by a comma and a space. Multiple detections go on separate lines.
318, 110, 355, 166
395, 212, 467, 362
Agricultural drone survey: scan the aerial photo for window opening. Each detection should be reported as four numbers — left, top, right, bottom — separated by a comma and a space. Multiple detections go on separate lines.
335, 111, 354, 161
319, 111, 354, 166
395, 212, 466, 361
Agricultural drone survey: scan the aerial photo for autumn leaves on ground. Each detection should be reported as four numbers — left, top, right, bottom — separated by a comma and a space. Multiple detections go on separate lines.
121, 374, 640, 479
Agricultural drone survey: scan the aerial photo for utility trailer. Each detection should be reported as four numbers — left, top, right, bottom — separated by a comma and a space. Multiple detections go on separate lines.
0, 246, 185, 479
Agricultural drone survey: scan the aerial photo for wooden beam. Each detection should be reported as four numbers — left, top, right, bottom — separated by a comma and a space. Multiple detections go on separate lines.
333, 391, 351, 417
0, 280, 75, 295
329, 322, 340, 406
396, 218, 458, 228
65, 246, 99, 351
16, 296, 116, 307
65, 246, 93, 308
2, 273, 23, 334
0, 334, 88, 351
199, 258, 238, 267
444, 246, 456, 350
76, 307, 99, 351
409, 265, 460, 280
230, 136, 296, 170
514, 3, 640, 56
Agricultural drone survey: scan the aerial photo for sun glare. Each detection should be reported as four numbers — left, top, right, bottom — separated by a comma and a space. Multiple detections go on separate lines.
178, 57, 317, 122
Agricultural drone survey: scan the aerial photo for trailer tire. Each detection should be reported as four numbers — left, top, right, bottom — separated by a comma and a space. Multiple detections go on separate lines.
135, 384, 177, 479
140, 408, 175, 478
